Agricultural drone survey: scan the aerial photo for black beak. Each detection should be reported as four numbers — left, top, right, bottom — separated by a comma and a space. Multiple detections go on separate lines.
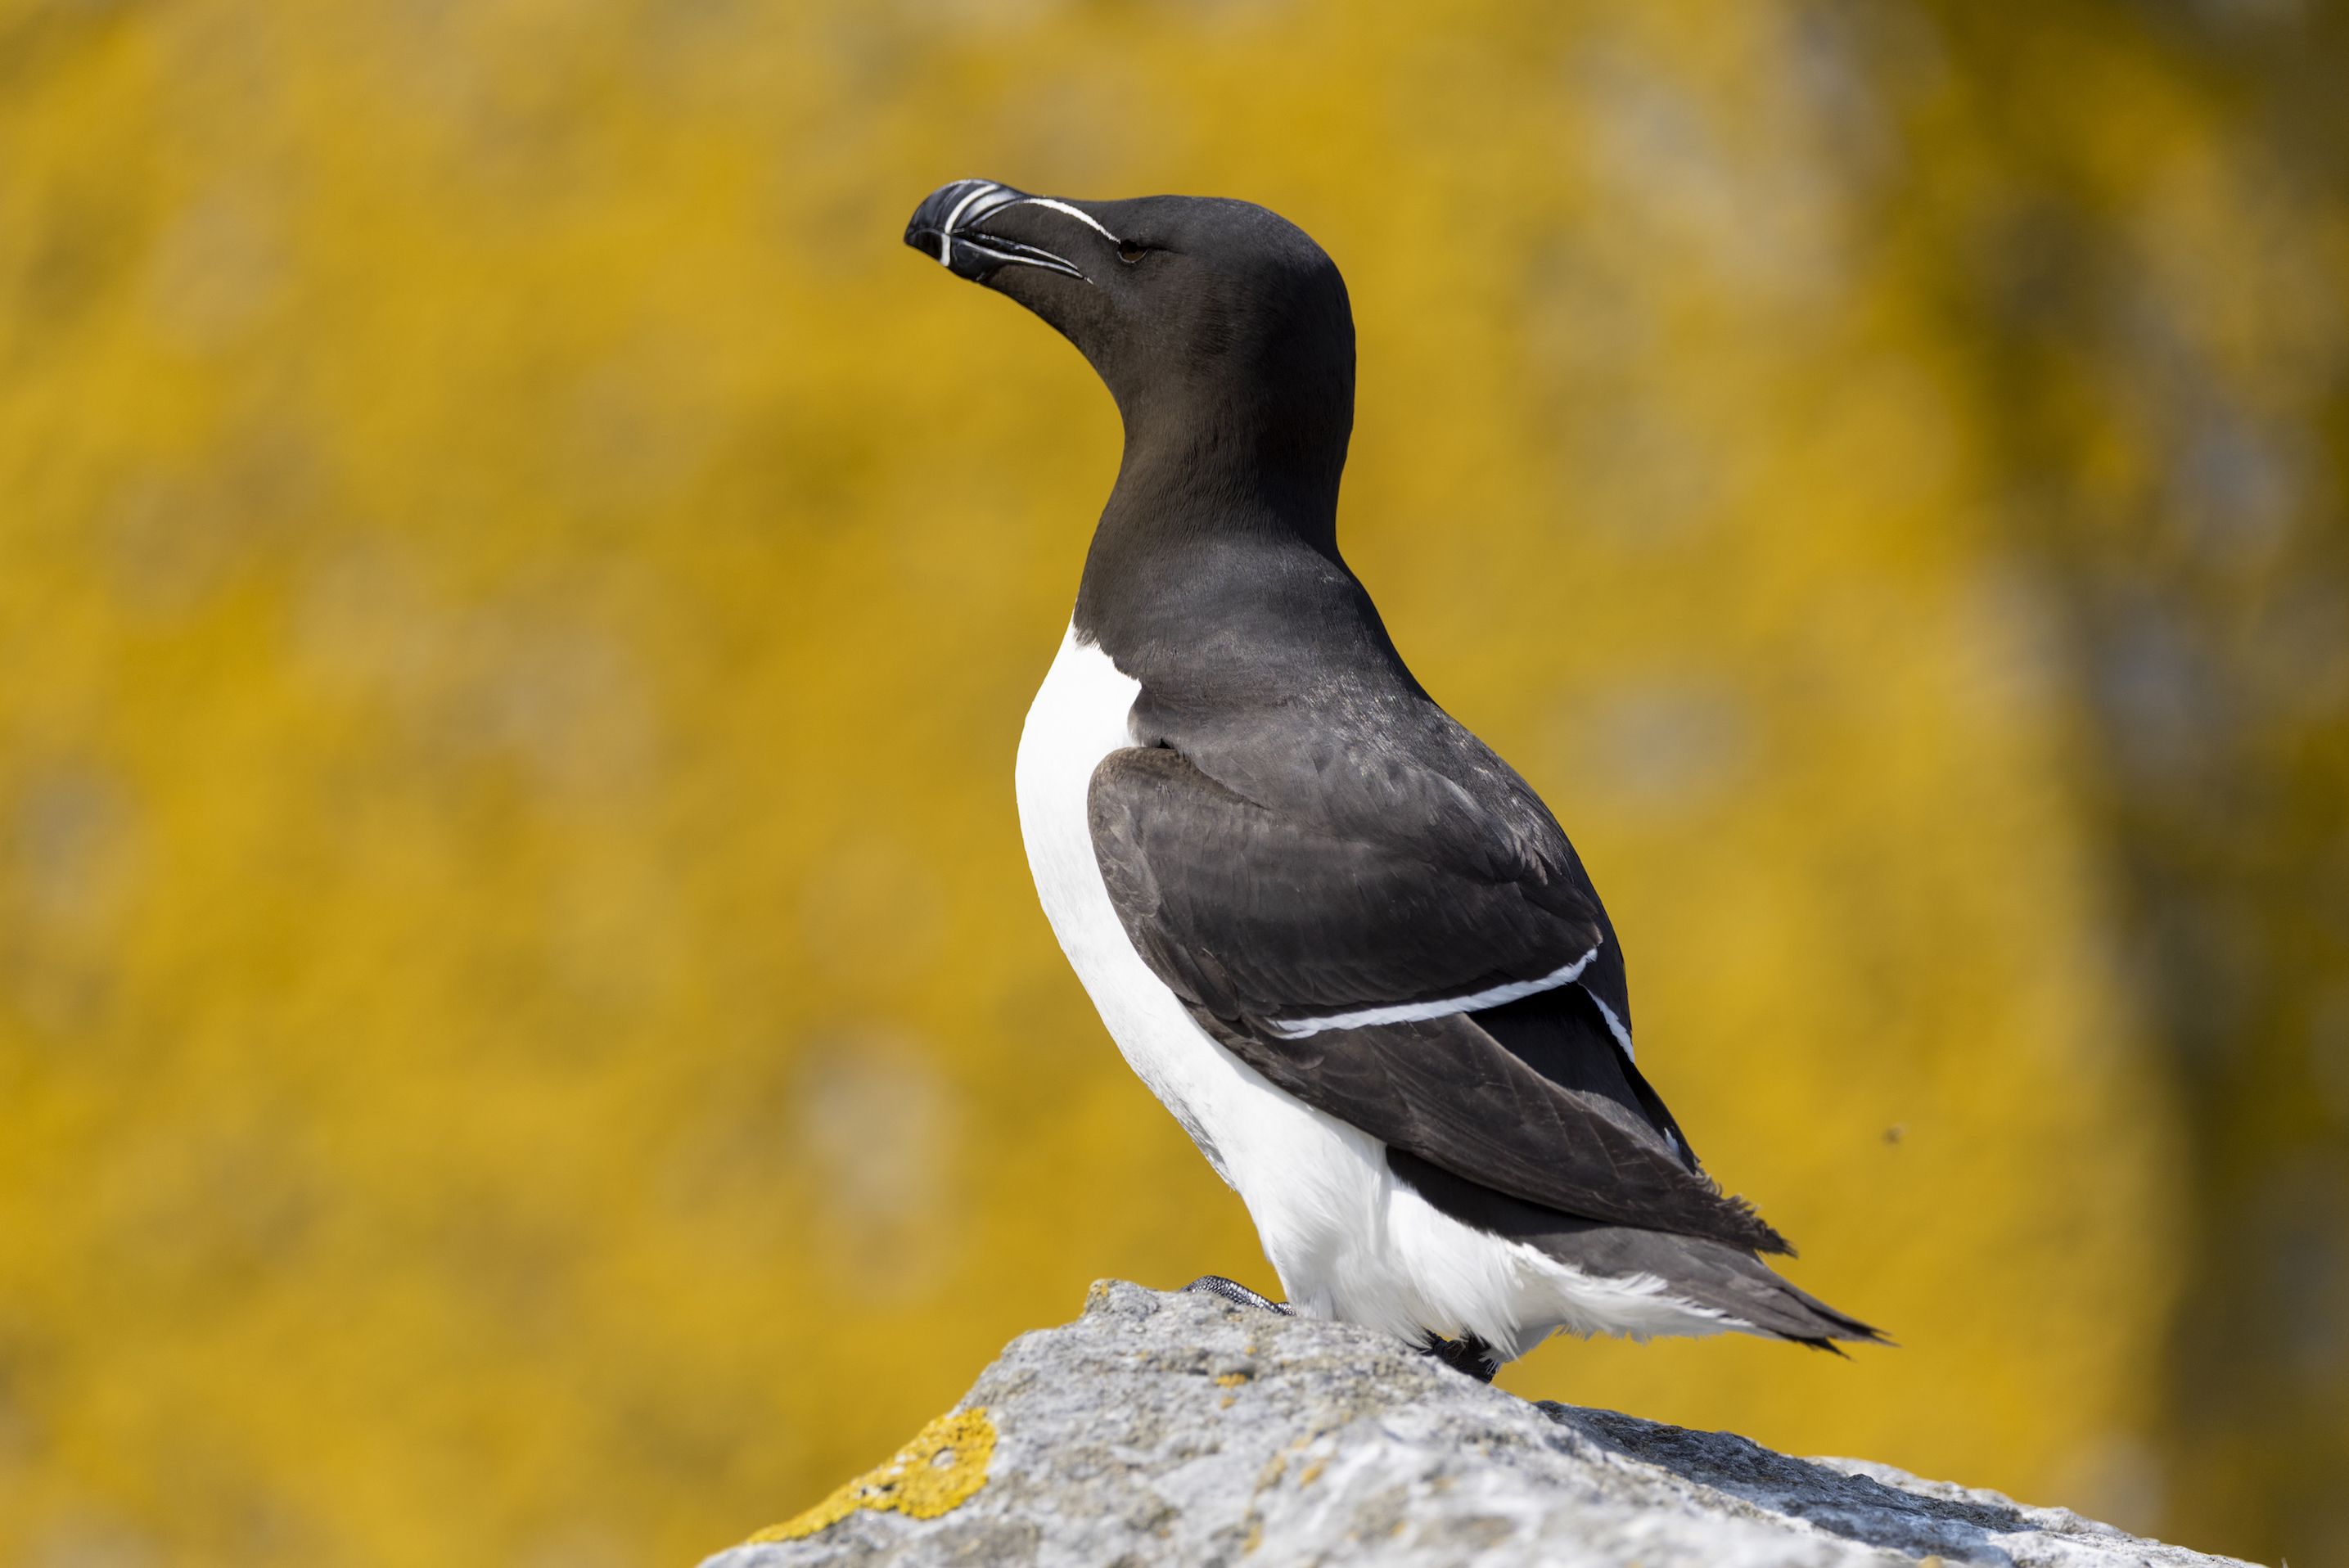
904, 178, 1091, 283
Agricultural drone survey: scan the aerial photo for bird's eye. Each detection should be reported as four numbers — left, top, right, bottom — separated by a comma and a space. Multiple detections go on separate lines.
1117, 240, 1148, 264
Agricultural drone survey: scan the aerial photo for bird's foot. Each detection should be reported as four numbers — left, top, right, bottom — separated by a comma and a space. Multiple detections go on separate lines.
1419, 1331, 1503, 1383
1183, 1276, 1292, 1315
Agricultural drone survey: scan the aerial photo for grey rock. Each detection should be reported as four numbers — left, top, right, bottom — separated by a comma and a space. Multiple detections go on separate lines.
705, 1281, 2250, 1568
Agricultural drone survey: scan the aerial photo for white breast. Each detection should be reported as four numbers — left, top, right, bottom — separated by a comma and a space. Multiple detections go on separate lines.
1012, 626, 1251, 1177
1012, 622, 1736, 1358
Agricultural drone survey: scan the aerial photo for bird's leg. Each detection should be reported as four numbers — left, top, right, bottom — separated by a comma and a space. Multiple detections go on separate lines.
1182, 1276, 1292, 1315
1419, 1331, 1503, 1383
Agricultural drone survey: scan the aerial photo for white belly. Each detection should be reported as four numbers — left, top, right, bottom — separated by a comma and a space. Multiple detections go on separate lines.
1012, 623, 1734, 1358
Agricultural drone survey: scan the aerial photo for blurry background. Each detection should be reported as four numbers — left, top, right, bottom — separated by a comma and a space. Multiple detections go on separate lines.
2, 1, 2344, 1564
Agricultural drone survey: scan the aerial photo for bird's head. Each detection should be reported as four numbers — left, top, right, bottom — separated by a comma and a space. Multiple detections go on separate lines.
904, 181, 1355, 486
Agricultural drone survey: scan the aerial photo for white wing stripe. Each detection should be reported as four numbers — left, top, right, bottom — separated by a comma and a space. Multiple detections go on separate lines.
1265, 941, 1604, 1039
1580, 983, 1635, 1061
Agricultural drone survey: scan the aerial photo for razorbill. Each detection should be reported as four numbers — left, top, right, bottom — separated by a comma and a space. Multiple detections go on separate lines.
903, 178, 1882, 1378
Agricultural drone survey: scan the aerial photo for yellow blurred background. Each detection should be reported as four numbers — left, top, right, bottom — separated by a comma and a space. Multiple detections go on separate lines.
2, 2, 2344, 1564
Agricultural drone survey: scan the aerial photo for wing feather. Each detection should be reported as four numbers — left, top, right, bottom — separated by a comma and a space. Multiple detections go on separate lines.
1087, 742, 1788, 1254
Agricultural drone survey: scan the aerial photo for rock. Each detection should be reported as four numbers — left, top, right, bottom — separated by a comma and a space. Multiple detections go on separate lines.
704, 1281, 2249, 1568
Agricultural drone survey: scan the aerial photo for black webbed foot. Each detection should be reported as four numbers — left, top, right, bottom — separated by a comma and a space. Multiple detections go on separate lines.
1183, 1276, 1292, 1315
1419, 1331, 1503, 1383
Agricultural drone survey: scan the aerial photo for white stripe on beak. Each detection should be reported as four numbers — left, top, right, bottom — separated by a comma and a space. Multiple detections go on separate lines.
952, 239, 1085, 280
936, 179, 1001, 269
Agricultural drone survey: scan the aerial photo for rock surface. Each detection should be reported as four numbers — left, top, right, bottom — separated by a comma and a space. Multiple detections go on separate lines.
704, 1281, 2251, 1568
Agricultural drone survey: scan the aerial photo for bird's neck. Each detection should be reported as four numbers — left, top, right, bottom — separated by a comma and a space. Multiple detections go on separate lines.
1093, 386, 1349, 554
1071, 399, 1371, 664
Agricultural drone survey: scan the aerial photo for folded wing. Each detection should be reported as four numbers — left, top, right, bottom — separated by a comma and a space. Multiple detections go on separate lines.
1088, 742, 1788, 1255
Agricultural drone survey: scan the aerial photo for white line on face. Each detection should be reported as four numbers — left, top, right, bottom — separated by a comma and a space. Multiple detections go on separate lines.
999, 196, 1122, 246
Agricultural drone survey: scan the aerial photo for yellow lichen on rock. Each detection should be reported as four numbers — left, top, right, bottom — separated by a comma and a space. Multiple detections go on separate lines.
746, 1407, 997, 1543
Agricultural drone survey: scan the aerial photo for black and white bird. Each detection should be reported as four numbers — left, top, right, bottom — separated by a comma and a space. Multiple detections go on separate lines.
904, 179, 1881, 1378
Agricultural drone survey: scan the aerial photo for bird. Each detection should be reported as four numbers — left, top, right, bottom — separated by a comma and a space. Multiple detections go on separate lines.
902, 178, 1882, 1380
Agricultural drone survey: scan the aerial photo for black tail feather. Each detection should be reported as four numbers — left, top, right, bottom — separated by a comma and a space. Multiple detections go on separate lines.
1390, 1148, 1885, 1347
